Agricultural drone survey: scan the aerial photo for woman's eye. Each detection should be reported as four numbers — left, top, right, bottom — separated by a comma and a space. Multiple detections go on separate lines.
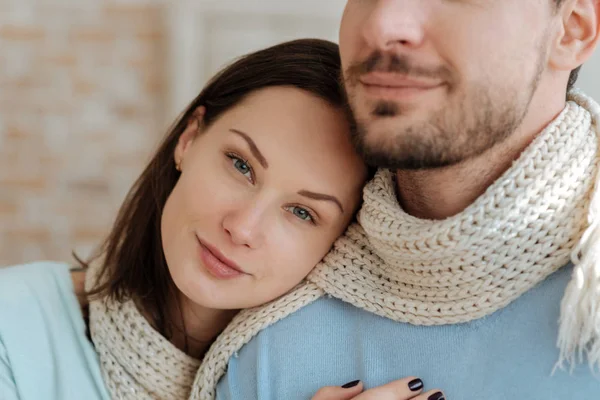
286, 206, 314, 222
228, 155, 253, 181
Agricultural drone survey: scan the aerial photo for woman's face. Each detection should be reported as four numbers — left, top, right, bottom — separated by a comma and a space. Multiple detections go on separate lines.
161, 86, 367, 310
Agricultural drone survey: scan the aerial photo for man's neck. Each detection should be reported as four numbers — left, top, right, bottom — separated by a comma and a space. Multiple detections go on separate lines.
396, 93, 567, 220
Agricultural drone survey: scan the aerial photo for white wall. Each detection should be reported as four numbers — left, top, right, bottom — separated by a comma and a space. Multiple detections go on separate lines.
579, 53, 600, 99
165, 0, 346, 122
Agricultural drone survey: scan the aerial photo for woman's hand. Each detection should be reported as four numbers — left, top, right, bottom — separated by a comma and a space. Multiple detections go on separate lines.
311, 377, 445, 400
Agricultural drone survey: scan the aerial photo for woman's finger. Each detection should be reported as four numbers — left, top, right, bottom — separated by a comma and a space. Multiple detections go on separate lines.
311, 380, 364, 400
412, 389, 445, 400
352, 377, 425, 399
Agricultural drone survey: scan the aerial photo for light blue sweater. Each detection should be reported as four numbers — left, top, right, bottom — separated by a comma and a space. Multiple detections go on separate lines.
0, 262, 110, 400
216, 266, 600, 399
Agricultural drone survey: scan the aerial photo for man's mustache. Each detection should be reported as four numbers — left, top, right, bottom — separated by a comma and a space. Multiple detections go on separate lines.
345, 51, 454, 85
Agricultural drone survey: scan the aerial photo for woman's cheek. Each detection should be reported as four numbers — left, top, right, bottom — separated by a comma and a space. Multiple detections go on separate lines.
283, 231, 323, 276
188, 168, 230, 208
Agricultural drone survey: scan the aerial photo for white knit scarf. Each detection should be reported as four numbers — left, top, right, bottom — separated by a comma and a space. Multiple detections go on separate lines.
190, 90, 600, 399
88, 91, 600, 400
86, 268, 201, 399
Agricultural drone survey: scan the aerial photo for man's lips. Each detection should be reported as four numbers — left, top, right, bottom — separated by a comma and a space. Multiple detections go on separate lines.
359, 72, 442, 90
196, 236, 248, 276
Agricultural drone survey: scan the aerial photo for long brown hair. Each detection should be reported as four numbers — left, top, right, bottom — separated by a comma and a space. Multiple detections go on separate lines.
83, 38, 347, 337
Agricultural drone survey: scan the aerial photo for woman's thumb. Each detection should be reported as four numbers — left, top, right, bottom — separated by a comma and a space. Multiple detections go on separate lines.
311, 380, 364, 400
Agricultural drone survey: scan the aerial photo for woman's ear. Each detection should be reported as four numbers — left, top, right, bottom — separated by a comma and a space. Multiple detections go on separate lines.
549, 0, 600, 72
174, 106, 207, 171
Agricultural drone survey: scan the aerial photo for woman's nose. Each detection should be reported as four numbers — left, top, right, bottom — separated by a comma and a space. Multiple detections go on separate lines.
221, 201, 268, 250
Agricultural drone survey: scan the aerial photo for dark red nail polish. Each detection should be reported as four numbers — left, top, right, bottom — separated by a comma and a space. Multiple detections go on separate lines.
408, 378, 423, 391
341, 380, 360, 388
428, 392, 445, 400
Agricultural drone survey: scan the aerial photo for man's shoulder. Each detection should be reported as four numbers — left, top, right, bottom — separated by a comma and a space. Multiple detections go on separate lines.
218, 269, 595, 400
254, 294, 391, 341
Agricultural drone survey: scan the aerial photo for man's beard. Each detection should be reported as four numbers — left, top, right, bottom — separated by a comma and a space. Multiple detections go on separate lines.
344, 52, 544, 170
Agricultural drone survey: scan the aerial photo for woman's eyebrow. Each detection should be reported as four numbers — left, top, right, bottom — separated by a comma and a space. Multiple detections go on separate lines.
229, 129, 269, 169
297, 190, 344, 213
228, 129, 343, 213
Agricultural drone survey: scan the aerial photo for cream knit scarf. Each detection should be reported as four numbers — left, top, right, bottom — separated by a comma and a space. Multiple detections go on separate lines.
88, 91, 600, 400
86, 269, 201, 399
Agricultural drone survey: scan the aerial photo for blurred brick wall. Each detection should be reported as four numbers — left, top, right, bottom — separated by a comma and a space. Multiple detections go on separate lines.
0, 2, 167, 266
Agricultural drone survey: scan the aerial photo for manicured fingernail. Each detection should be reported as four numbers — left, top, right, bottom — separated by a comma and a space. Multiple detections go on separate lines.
408, 378, 423, 391
428, 392, 445, 400
341, 380, 360, 388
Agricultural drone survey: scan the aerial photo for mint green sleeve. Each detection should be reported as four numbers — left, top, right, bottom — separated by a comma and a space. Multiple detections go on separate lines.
0, 337, 20, 400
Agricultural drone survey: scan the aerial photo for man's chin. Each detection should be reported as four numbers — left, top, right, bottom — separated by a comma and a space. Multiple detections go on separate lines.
350, 120, 453, 170
352, 114, 418, 144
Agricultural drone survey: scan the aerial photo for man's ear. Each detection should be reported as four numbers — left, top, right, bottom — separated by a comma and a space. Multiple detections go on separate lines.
549, 0, 600, 72
174, 106, 206, 171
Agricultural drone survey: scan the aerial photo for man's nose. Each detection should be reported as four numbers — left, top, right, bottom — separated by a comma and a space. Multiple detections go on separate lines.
361, 0, 427, 53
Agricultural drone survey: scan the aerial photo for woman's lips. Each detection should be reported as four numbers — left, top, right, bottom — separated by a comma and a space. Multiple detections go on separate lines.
197, 237, 247, 280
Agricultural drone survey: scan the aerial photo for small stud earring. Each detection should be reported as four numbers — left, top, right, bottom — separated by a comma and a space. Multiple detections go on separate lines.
175, 160, 181, 171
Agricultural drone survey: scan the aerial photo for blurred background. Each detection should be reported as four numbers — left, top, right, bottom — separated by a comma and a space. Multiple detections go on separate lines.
0, 0, 598, 266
